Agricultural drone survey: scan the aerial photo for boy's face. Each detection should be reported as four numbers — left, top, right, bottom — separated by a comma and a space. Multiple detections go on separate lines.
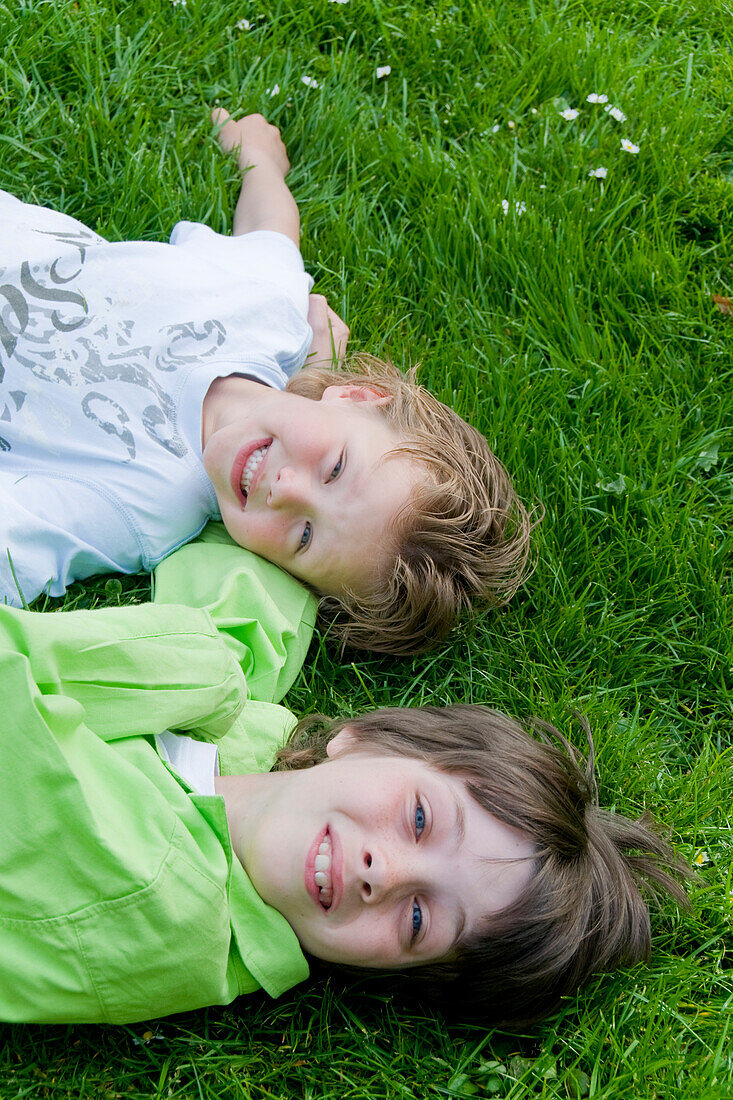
201, 381, 419, 597
231, 736, 535, 970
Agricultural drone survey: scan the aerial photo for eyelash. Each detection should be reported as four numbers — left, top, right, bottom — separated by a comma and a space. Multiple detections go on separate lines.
328, 454, 344, 482
411, 900, 422, 941
410, 799, 426, 942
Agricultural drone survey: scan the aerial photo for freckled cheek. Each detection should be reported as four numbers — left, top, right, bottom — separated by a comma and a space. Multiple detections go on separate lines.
355, 913, 399, 966
367, 798, 400, 832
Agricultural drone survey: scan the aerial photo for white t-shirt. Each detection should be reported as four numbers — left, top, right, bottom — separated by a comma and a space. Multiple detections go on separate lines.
155, 730, 219, 797
0, 191, 313, 605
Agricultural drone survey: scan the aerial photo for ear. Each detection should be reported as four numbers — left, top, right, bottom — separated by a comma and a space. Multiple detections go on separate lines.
320, 383, 393, 407
325, 726, 360, 758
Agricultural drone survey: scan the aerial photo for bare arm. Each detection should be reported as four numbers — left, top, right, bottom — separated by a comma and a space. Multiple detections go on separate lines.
213, 111, 350, 367
212, 109, 300, 245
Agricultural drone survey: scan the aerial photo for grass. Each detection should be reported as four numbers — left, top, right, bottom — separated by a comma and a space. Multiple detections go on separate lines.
1, 0, 731, 1096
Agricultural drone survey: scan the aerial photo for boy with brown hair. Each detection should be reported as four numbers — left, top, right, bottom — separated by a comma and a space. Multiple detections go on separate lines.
0, 110, 531, 653
0, 595, 689, 1026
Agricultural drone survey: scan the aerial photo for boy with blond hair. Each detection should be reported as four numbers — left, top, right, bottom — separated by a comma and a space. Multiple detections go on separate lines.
0, 110, 532, 653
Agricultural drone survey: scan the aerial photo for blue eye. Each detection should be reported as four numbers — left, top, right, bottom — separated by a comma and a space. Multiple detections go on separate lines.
411, 900, 423, 940
328, 456, 343, 482
414, 801, 425, 837
299, 522, 312, 551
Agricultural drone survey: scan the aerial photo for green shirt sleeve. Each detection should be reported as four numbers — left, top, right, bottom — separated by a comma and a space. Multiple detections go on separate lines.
153, 523, 317, 704
0, 603, 248, 742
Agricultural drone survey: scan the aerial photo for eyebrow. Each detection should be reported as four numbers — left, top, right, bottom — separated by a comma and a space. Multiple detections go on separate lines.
453, 791, 466, 847
450, 792, 467, 946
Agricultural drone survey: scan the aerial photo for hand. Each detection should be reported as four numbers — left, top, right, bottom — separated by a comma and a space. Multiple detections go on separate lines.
306, 294, 350, 367
211, 109, 290, 178
213, 108, 299, 243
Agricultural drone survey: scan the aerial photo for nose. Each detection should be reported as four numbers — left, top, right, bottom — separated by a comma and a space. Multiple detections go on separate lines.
267, 465, 310, 509
359, 845, 419, 904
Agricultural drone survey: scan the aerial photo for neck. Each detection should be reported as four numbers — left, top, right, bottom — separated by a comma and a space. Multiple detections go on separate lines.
214, 769, 288, 870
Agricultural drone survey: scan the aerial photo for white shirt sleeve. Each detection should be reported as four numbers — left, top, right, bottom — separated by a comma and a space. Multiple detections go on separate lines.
169, 223, 313, 322
168, 223, 314, 393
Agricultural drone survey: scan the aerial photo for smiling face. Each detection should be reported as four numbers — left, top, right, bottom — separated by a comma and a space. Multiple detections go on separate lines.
216, 734, 536, 970
201, 378, 420, 597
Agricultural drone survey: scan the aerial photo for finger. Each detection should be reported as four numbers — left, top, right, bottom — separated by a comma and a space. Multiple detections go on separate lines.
326, 304, 350, 338
307, 295, 328, 326
211, 106, 231, 129
327, 314, 349, 361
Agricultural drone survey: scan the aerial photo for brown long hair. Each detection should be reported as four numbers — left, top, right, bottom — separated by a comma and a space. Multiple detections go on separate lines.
287, 357, 539, 654
276, 705, 692, 1025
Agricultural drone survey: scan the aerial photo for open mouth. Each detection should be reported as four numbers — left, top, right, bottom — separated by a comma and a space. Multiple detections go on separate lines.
314, 831, 334, 910
306, 826, 342, 912
230, 439, 271, 505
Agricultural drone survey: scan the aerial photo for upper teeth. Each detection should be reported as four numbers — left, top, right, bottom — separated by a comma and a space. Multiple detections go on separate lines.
315, 834, 333, 907
240, 445, 268, 497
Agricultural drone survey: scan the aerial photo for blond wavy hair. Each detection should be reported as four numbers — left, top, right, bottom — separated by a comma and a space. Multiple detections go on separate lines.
287, 356, 538, 654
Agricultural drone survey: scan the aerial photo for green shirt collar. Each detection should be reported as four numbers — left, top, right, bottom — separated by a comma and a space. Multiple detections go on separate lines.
191, 794, 309, 997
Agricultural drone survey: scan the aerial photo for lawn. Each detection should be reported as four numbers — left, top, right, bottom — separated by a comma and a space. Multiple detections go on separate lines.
0, 0, 731, 1097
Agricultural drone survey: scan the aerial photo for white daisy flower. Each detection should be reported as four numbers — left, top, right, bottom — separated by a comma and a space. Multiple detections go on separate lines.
620, 139, 639, 154
560, 108, 579, 120
265, 84, 280, 97
693, 851, 709, 867
328, 0, 350, 4
507, 120, 516, 129
501, 200, 526, 215
236, 18, 251, 29
376, 65, 391, 79
587, 93, 609, 104
605, 105, 627, 122
301, 75, 320, 89
491, 123, 501, 133
589, 166, 608, 178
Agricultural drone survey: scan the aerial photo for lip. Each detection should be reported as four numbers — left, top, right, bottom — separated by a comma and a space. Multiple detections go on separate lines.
305, 825, 344, 913
305, 826, 328, 907
230, 438, 271, 507
329, 827, 344, 912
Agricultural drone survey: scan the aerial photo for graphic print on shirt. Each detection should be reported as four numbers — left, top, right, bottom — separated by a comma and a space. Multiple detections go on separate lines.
0, 226, 227, 461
